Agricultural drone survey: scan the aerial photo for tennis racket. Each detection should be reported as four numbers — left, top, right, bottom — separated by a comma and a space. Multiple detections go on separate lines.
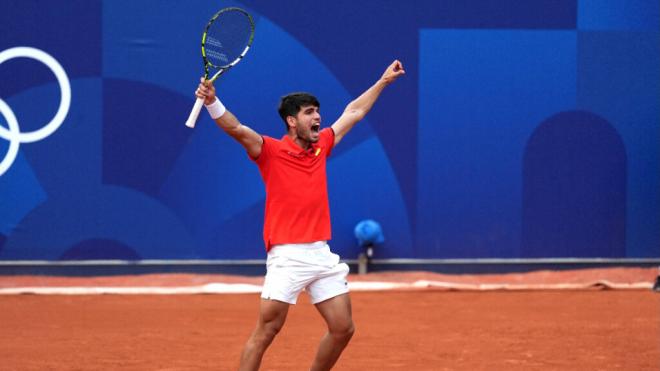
185, 7, 255, 128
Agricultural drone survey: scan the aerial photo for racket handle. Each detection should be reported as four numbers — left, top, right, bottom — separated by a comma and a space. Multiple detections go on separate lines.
185, 97, 205, 128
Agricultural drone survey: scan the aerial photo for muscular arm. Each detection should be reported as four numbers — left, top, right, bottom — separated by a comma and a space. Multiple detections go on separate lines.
196, 79, 263, 158
212, 109, 263, 159
331, 60, 405, 146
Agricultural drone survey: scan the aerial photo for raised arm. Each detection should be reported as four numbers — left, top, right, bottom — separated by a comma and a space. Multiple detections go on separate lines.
330, 60, 405, 146
195, 79, 263, 158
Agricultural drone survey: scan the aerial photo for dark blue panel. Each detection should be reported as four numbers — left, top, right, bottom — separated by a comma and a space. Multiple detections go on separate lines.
522, 111, 626, 257
0, 233, 5, 254
59, 239, 141, 260
102, 79, 193, 196
245, 0, 577, 31
0, 0, 102, 97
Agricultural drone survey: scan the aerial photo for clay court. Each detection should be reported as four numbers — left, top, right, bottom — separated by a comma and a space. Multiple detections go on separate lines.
1, 268, 659, 370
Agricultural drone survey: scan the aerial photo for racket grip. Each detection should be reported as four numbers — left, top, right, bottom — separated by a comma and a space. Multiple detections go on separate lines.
185, 97, 205, 128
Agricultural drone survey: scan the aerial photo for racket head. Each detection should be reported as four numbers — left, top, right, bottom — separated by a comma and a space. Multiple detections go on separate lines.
202, 7, 255, 81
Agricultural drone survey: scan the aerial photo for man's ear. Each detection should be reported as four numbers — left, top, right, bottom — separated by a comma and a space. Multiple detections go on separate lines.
286, 116, 296, 129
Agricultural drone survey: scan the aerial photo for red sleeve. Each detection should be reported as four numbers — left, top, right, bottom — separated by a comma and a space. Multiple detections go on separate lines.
250, 136, 273, 164
322, 128, 335, 157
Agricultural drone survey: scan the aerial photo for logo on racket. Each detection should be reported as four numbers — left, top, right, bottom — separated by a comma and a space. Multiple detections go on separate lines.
206, 37, 224, 48
0, 47, 71, 176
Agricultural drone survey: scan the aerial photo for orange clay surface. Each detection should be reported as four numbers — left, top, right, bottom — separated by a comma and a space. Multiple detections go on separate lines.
1, 268, 659, 370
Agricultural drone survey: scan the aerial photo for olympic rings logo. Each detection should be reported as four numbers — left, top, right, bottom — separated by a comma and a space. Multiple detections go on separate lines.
0, 47, 71, 176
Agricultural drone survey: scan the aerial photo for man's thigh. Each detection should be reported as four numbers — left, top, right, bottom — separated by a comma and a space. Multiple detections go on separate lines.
314, 293, 353, 330
256, 298, 290, 332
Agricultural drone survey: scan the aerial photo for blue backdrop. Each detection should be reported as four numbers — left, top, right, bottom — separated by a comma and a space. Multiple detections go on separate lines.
1, 0, 658, 261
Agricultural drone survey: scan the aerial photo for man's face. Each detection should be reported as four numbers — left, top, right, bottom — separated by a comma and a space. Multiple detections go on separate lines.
291, 105, 321, 143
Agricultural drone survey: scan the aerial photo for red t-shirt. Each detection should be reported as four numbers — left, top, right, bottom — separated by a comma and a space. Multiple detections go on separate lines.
252, 128, 335, 250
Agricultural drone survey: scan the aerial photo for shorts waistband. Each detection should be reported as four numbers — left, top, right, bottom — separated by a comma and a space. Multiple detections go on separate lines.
270, 241, 328, 253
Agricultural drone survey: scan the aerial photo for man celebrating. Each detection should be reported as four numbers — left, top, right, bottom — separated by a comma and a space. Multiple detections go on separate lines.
195, 60, 405, 370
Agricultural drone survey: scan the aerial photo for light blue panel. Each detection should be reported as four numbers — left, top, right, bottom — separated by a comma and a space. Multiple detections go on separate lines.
327, 136, 413, 259
0, 79, 49, 234
418, 30, 577, 258
578, 0, 660, 31
0, 151, 46, 235
577, 31, 660, 257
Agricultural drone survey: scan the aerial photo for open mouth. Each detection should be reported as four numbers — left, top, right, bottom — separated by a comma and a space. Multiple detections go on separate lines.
311, 123, 320, 133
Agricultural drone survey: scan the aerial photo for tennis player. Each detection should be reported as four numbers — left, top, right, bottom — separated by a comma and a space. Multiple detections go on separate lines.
195, 60, 405, 371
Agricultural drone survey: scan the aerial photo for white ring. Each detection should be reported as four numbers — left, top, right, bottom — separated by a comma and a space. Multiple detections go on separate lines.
0, 98, 21, 176
0, 47, 71, 143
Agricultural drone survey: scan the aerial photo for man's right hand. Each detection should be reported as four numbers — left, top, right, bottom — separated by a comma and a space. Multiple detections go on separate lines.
195, 77, 216, 105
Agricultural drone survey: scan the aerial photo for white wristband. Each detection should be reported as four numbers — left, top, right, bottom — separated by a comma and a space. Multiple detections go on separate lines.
205, 98, 226, 119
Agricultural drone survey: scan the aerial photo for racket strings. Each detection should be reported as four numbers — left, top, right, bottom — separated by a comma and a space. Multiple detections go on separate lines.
204, 10, 253, 68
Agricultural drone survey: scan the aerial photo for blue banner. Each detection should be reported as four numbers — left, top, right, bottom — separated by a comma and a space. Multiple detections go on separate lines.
1, 0, 658, 260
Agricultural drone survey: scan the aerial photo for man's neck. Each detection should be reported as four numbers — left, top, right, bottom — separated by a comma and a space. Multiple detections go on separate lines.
288, 132, 311, 150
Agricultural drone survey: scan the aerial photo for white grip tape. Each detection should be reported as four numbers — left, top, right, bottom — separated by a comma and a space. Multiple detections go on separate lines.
184, 97, 205, 128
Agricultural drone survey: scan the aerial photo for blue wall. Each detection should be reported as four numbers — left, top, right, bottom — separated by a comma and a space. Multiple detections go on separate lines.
1, 0, 658, 260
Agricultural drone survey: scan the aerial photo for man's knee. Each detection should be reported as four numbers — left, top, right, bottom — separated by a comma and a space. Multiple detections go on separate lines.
252, 299, 289, 346
254, 320, 284, 345
330, 320, 355, 341
265, 320, 285, 337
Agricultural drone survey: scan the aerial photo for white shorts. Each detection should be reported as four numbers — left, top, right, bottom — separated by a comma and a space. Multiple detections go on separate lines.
261, 241, 350, 305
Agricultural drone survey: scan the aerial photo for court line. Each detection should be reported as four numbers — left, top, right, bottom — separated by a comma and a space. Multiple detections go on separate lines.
0, 280, 652, 295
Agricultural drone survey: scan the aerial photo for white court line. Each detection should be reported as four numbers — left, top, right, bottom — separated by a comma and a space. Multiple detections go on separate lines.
0, 280, 652, 295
